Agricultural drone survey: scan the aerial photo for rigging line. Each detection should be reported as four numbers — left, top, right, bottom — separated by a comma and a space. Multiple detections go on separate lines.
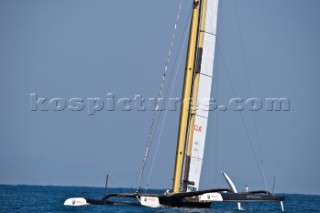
206, 2, 265, 188
145, 19, 188, 192
144, 6, 192, 193
163, 8, 193, 102
146, 6, 193, 152
216, 42, 266, 188
234, 0, 267, 190
213, 54, 219, 188
142, 2, 191, 191
136, 0, 184, 192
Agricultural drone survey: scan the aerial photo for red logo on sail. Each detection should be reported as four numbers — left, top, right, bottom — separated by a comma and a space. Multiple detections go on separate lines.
194, 125, 202, 132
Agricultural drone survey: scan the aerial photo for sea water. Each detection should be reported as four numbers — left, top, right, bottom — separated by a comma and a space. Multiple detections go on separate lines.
0, 185, 319, 212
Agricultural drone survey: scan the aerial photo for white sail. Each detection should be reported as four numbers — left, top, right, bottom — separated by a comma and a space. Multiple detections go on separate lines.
187, 0, 219, 192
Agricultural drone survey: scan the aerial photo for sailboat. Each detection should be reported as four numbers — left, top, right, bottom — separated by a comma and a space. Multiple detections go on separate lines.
64, 0, 285, 210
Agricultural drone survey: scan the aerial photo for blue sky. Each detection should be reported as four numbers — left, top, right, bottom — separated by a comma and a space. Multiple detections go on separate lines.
1, 0, 320, 195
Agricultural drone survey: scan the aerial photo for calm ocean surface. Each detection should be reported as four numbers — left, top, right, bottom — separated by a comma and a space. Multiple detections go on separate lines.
0, 185, 319, 213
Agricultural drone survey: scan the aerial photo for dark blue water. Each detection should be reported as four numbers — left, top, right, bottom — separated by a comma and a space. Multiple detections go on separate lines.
0, 185, 319, 212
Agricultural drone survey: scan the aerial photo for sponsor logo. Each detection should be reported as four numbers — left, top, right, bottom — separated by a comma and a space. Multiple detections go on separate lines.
194, 125, 203, 132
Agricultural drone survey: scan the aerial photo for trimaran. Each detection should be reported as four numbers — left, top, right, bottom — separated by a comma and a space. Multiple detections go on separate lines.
64, 0, 285, 210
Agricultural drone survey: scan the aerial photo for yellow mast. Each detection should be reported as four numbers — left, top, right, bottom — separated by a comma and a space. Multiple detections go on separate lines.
183, 0, 208, 191
172, 0, 202, 193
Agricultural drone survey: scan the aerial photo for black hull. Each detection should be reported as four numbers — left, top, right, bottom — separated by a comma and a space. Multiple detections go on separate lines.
158, 197, 211, 208
219, 192, 285, 211
83, 188, 284, 208
222, 192, 285, 202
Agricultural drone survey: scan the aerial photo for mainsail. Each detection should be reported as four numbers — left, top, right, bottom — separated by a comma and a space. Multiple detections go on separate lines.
185, 0, 219, 192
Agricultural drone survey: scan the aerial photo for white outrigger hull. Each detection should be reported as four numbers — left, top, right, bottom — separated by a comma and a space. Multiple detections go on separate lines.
64, 197, 88, 206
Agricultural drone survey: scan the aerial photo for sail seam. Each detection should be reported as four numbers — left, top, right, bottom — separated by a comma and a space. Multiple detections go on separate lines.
199, 72, 213, 78
195, 114, 208, 119
200, 30, 216, 36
